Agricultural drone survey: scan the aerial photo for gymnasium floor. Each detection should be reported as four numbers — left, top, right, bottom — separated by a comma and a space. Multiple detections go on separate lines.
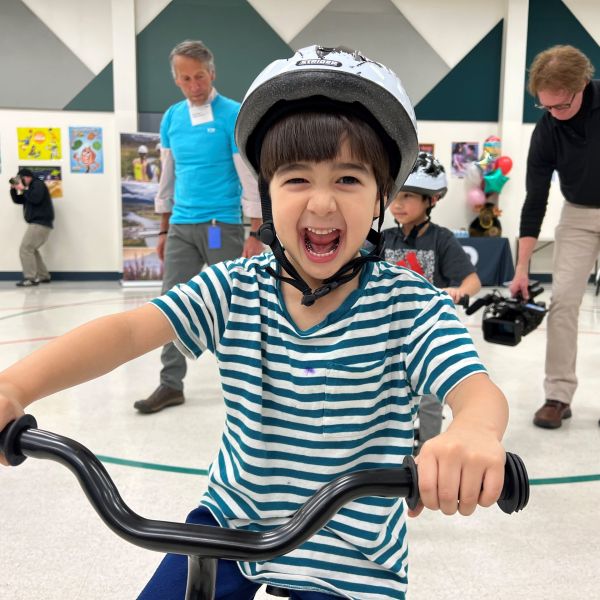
0, 280, 598, 599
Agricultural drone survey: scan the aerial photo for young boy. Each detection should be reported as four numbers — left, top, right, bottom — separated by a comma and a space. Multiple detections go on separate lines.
379, 152, 482, 450
0, 47, 507, 600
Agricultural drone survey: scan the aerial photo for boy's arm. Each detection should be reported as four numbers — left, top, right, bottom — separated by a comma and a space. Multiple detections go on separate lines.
441, 272, 481, 303
458, 272, 481, 297
0, 304, 174, 428
412, 372, 507, 518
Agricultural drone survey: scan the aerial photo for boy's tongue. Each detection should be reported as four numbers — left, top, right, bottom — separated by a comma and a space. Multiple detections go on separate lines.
305, 228, 339, 254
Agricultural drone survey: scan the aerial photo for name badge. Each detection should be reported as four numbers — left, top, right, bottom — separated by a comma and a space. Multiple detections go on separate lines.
208, 223, 222, 249
189, 103, 214, 126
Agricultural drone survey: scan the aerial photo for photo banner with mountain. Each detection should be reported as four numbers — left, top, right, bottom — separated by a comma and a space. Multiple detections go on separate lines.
120, 132, 163, 285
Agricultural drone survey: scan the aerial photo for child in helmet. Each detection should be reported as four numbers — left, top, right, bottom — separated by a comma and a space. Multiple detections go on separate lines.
0, 47, 507, 600
379, 152, 482, 450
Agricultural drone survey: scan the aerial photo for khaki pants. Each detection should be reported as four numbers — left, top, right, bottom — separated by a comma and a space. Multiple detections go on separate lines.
20, 223, 51, 281
544, 202, 600, 404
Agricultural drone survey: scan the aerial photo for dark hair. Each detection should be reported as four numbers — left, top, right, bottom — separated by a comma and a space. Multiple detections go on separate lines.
259, 112, 394, 197
17, 168, 34, 178
528, 45, 594, 96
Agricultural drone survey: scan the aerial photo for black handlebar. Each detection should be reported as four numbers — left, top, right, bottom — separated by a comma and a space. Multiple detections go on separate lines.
1, 415, 529, 562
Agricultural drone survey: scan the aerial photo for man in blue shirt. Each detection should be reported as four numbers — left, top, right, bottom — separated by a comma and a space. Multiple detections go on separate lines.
134, 40, 262, 414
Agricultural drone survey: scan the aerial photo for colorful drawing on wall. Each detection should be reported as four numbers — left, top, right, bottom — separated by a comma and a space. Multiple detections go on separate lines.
450, 142, 479, 178
17, 127, 62, 160
19, 165, 62, 198
419, 143, 435, 154
69, 127, 103, 173
120, 132, 162, 283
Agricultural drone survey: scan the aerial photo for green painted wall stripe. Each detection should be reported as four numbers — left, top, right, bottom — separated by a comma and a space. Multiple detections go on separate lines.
96, 454, 208, 476
96, 453, 600, 486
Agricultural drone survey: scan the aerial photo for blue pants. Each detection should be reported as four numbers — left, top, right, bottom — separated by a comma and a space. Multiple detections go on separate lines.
138, 506, 341, 599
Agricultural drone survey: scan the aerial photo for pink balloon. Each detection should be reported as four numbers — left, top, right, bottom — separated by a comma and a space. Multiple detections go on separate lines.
467, 187, 485, 210
496, 155, 513, 175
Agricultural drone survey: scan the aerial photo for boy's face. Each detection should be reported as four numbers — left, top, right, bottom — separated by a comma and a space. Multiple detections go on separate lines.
389, 191, 431, 226
269, 140, 379, 289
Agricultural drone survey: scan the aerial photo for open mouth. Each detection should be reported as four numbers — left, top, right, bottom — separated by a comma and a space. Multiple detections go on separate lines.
303, 227, 341, 260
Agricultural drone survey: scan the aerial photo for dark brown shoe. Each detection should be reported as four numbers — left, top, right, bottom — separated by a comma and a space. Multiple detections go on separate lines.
533, 399, 572, 429
134, 384, 185, 414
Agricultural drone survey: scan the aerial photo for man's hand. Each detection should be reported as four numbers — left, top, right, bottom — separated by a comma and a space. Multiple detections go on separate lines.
157, 234, 167, 262
408, 427, 505, 518
242, 235, 264, 258
509, 266, 530, 299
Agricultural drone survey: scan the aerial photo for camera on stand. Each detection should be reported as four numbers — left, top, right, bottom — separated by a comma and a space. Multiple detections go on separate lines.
464, 282, 547, 346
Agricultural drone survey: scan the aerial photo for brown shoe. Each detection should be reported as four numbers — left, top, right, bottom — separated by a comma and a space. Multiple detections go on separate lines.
134, 384, 185, 414
533, 399, 572, 429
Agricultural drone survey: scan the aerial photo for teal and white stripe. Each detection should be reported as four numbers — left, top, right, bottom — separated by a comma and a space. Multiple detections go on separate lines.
151, 252, 485, 600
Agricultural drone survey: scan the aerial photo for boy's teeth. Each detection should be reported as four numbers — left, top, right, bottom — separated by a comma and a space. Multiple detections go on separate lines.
307, 227, 337, 234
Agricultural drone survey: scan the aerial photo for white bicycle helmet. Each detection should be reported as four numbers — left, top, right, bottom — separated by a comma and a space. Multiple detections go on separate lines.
236, 45, 418, 204
401, 151, 447, 198
138, 145, 148, 154
235, 45, 418, 306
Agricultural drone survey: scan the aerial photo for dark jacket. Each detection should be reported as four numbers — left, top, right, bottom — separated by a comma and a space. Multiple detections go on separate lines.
10, 177, 54, 228
520, 80, 600, 238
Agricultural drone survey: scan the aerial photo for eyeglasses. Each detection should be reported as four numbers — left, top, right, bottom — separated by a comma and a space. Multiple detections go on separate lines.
534, 92, 576, 111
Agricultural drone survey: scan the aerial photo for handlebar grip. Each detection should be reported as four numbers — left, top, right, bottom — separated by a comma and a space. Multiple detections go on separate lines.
0, 414, 38, 466
402, 451, 529, 515
457, 294, 470, 309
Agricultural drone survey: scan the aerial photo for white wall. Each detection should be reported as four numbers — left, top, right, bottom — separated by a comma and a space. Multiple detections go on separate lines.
0, 110, 122, 273
1, 0, 598, 275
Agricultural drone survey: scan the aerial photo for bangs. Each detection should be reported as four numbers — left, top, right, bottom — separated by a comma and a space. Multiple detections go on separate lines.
259, 112, 393, 196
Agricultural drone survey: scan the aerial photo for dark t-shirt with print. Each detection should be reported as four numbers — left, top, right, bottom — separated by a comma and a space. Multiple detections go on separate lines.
378, 222, 475, 288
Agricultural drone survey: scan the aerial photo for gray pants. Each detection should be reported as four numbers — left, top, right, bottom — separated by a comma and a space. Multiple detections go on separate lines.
20, 223, 51, 280
544, 202, 600, 404
160, 222, 244, 390
418, 394, 443, 444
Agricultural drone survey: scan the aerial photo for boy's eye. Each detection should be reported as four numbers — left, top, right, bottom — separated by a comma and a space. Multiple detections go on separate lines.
338, 175, 360, 184
285, 177, 307, 184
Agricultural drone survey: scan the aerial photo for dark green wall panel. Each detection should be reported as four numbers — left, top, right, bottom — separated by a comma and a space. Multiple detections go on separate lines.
137, 0, 291, 113
524, 0, 600, 123
415, 20, 503, 122
64, 62, 114, 111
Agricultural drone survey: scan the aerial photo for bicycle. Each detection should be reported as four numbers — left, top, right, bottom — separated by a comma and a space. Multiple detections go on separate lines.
1, 414, 529, 600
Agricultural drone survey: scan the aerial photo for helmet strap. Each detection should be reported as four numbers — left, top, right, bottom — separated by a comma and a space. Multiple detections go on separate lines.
401, 216, 430, 247
257, 176, 384, 306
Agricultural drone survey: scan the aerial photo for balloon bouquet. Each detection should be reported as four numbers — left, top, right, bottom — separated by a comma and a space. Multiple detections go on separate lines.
464, 135, 512, 237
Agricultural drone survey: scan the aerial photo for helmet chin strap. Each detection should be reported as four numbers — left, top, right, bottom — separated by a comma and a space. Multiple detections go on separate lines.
258, 176, 385, 307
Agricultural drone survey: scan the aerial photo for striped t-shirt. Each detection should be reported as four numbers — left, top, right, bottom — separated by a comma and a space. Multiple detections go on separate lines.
151, 252, 485, 600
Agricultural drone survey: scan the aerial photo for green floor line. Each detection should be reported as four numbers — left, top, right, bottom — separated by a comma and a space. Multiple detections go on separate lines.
96, 454, 600, 486
96, 454, 208, 476
530, 473, 600, 485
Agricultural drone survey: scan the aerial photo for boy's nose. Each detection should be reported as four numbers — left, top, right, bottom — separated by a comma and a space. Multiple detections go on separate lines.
307, 190, 336, 215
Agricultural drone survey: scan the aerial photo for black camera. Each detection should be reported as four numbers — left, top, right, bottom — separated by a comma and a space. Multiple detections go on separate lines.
465, 283, 547, 346
9, 175, 21, 186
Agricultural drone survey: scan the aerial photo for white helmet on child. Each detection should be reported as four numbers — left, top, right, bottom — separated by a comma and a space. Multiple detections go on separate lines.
235, 45, 418, 202
401, 151, 447, 198
138, 145, 148, 154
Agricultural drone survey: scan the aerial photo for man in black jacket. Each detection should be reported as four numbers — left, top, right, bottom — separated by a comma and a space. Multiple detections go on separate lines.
510, 45, 600, 429
10, 168, 54, 287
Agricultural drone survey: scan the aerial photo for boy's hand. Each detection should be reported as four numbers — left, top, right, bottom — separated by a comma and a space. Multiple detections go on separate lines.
0, 393, 25, 466
408, 426, 505, 517
441, 287, 464, 304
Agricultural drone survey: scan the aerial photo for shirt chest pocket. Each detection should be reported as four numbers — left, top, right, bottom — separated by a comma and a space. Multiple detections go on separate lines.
323, 358, 392, 439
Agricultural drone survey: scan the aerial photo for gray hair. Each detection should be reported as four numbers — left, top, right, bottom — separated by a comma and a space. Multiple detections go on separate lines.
169, 40, 215, 78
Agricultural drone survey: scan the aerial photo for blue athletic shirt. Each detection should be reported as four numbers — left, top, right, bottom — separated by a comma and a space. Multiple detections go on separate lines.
151, 253, 486, 600
160, 95, 243, 224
